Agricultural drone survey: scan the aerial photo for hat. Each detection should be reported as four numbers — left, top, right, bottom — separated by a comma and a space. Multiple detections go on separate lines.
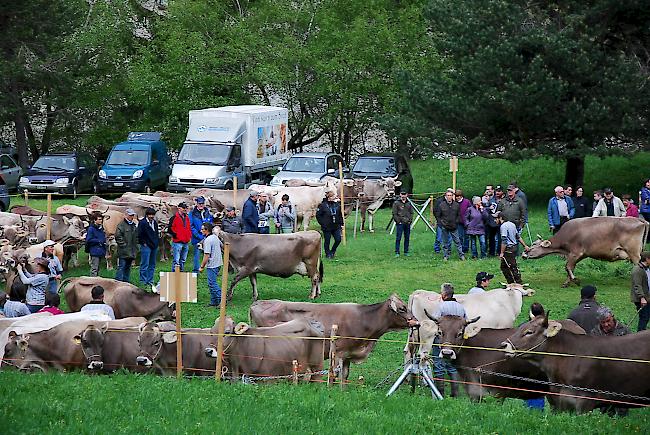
43, 240, 56, 248
195, 196, 205, 204
476, 271, 494, 282
178, 202, 188, 209
399, 191, 408, 195
507, 184, 516, 191
225, 206, 235, 212
495, 185, 504, 192
580, 285, 597, 299
125, 208, 137, 216
603, 187, 613, 194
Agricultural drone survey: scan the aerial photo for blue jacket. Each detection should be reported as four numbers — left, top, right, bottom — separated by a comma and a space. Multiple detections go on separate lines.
190, 207, 214, 244
641, 187, 650, 214
85, 223, 107, 257
242, 198, 259, 233
138, 217, 159, 250
547, 196, 575, 227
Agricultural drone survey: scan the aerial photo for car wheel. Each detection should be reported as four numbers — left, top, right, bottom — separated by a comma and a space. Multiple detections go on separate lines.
0, 202, 5, 212
145, 182, 151, 194
224, 181, 233, 191
72, 181, 78, 198
93, 180, 100, 194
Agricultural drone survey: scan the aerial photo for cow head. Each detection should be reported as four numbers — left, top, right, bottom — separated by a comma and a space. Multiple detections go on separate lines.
387, 294, 413, 329
522, 237, 553, 260
46, 216, 86, 243
379, 176, 402, 199
204, 317, 235, 359
2, 331, 43, 372
500, 312, 559, 360
136, 322, 176, 367
424, 313, 481, 360
75, 324, 108, 371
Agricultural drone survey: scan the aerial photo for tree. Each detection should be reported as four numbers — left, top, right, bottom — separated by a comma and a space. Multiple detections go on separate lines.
400, 0, 650, 186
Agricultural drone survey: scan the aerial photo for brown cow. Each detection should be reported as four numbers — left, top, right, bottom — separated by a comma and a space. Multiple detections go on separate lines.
249, 294, 413, 380
76, 322, 149, 373
416, 316, 549, 401
220, 230, 323, 301
501, 313, 650, 413
61, 276, 174, 321
204, 317, 324, 381
136, 321, 218, 376
523, 217, 650, 286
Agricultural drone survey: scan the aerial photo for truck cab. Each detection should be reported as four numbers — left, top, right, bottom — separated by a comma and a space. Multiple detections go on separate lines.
97, 132, 171, 193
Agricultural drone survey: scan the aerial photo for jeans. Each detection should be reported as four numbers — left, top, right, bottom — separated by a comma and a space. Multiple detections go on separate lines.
26, 304, 44, 313
434, 227, 450, 253
89, 256, 101, 277
486, 226, 499, 256
207, 267, 222, 306
468, 234, 486, 258
440, 227, 464, 259
192, 242, 202, 273
457, 224, 469, 254
635, 302, 650, 331
323, 227, 342, 258
259, 226, 270, 234
139, 245, 157, 285
395, 223, 411, 254
115, 257, 133, 283
47, 279, 58, 295
172, 242, 189, 272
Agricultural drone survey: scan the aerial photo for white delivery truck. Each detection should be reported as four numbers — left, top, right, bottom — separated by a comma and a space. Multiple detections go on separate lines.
167, 105, 290, 191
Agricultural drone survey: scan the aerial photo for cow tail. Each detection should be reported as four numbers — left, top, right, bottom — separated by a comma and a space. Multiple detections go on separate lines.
644, 221, 650, 249
58, 277, 73, 295
319, 257, 324, 282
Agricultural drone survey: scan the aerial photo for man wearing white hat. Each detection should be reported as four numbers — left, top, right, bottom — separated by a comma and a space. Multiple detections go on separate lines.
40, 240, 63, 295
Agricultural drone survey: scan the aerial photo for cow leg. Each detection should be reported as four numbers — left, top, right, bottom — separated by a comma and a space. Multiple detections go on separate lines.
227, 269, 250, 301
302, 210, 312, 231
368, 211, 375, 233
563, 254, 582, 287
249, 273, 258, 301
340, 358, 351, 383
303, 368, 312, 383
360, 207, 367, 233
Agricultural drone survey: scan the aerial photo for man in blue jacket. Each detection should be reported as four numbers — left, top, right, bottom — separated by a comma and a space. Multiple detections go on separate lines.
548, 185, 575, 234
242, 191, 260, 233
85, 212, 107, 277
138, 207, 159, 287
190, 196, 214, 273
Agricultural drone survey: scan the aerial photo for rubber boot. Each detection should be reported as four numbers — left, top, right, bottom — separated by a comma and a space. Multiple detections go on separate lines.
450, 373, 461, 398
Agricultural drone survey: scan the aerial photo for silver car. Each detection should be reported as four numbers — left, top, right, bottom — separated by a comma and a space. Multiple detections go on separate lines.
270, 152, 345, 186
0, 154, 22, 191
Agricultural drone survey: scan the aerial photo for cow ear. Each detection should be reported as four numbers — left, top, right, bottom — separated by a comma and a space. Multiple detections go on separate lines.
8, 330, 17, 339
394, 181, 402, 187
101, 323, 109, 333
541, 240, 551, 248
162, 331, 177, 343
464, 324, 482, 339
72, 334, 82, 345
62, 216, 70, 225
234, 322, 250, 335
544, 321, 563, 338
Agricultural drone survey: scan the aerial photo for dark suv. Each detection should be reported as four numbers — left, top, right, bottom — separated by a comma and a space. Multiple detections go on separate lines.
0, 174, 10, 211
19, 152, 98, 196
350, 153, 413, 194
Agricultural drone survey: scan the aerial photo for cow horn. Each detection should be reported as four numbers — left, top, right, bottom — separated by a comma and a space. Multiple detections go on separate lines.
536, 234, 542, 240
522, 283, 530, 287
466, 316, 481, 325
500, 282, 507, 287
423, 309, 438, 323
0, 239, 10, 246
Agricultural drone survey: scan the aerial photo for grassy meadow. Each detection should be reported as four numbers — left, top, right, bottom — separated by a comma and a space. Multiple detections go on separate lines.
2, 154, 650, 433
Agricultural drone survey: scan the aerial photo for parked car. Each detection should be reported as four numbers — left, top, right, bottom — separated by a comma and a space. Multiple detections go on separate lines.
270, 152, 345, 186
19, 152, 98, 196
98, 132, 171, 193
0, 174, 10, 211
349, 153, 413, 194
0, 154, 23, 191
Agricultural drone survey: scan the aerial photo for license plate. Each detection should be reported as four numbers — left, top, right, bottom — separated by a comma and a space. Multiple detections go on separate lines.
113, 182, 123, 187
186, 187, 193, 192
36, 185, 46, 190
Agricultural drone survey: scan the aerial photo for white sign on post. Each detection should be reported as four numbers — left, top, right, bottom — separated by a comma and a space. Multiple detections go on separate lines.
159, 271, 198, 303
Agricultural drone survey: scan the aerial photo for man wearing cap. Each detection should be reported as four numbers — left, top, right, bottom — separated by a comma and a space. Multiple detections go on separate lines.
138, 207, 159, 287
392, 191, 413, 257
257, 192, 274, 234
168, 202, 192, 272
433, 189, 453, 254
190, 196, 214, 273
497, 184, 526, 231
593, 187, 626, 217
434, 189, 465, 261
40, 240, 62, 295
242, 191, 260, 233
221, 207, 244, 234
548, 186, 575, 234
495, 212, 529, 284
115, 208, 139, 283
468, 272, 494, 295
567, 285, 601, 333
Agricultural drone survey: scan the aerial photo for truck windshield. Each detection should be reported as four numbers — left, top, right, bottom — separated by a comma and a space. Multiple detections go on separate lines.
32, 156, 76, 172
107, 150, 149, 166
283, 157, 325, 173
353, 158, 395, 173
176, 143, 230, 165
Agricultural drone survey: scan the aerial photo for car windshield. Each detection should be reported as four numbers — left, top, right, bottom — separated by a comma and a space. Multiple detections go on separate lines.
353, 157, 396, 174
283, 157, 325, 173
32, 156, 76, 172
176, 143, 230, 165
106, 150, 149, 166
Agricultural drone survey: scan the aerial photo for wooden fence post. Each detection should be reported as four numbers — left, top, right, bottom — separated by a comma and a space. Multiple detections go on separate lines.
338, 162, 346, 245
174, 265, 183, 379
24, 190, 28, 206
292, 360, 299, 385
327, 324, 338, 386
46, 194, 52, 240
215, 242, 230, 382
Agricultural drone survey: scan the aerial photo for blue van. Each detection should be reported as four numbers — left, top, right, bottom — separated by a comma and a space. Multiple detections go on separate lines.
97, 132, 171, 193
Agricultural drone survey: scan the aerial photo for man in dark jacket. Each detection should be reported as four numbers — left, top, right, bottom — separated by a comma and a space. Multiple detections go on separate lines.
115, 209, 139, 283
221, 207, 244, 234
138, 207, 159, 287
316, 191, 344, 259
434, 190, 465, 261
497, 185, 526, 230
85, 211, 107, 277
433, 189, 453, 254
168, 202, 192, 271
242, 191, 260, 233
631, 252, 650, 331
567, 285, 601, 333
392, 191, 413, 257
190, 196, 214, 273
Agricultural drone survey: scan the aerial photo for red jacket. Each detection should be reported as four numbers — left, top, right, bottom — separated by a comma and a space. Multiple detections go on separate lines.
169, 212, 192, 243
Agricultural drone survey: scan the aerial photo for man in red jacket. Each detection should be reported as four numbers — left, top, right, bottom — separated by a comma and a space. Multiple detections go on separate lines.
168, 202, 192, 271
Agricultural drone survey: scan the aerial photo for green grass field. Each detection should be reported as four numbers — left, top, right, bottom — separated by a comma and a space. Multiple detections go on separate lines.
2, 154, 649, 433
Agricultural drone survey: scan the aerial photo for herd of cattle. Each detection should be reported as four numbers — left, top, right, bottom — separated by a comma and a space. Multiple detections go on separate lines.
2, 179, 650, 415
